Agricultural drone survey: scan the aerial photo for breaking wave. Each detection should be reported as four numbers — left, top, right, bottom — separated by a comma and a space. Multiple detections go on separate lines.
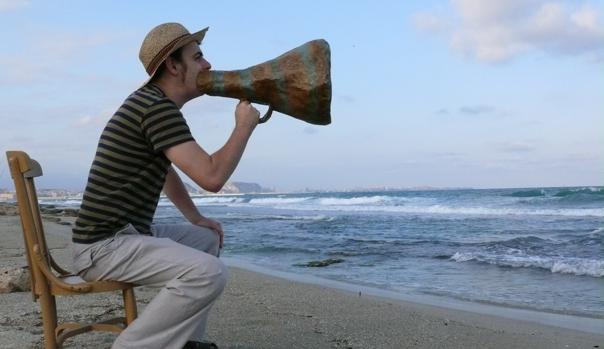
450, 252, 604, 277
507, 190, 545, 197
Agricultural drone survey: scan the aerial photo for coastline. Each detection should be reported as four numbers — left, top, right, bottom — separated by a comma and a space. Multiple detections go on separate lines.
0, 215, 602, 348
222, 257, 604, 334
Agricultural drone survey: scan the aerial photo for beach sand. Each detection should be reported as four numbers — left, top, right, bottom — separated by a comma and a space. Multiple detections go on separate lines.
0, 214, 602, 349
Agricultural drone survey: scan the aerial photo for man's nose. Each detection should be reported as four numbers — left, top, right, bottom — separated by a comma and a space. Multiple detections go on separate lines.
202, 57, 211, 70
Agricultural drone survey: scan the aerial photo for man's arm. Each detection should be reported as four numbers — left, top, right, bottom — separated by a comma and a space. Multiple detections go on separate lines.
162, 166, 204, 223
164, 100, 259, 193
162, 166, 225, 247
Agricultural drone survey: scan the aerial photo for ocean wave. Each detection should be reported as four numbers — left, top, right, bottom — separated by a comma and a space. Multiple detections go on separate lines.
155, 197, 245, 206
506, 190, 545, 197
589, 227, 604, 234
479, 235, 552, 250
193, 197, 246, 205
247, 195, 398, 206
276, 203, 604, 217
271, 214, 335, 221
570, 229, 603, 246
224, 213, 334, 221
248, 197, 313, 205
317, 195, 396, 206
39, 199, 82, 206
242, 194, 603, 216
241, 245, 320, 255
552, 188, 604, 205
554, 187, 604, 198
235, 196, 586, 216
450, 252, 604, 277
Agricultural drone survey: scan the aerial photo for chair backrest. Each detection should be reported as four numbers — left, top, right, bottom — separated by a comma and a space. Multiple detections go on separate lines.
6, 151, 52, 300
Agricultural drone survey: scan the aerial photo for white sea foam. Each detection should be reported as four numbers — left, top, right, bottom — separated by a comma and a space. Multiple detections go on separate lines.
197, 194, 603, 217
450, 252, 604, 277
224, 213, 334, 221
248, 197, 312, 205
39, 199, 82, 206
192, 197, 246, 205
243, 195, 406, 207
45, 193, 604, 218
263, 214, 334, 221
267, 202, 604, 217
390, 205, 604, 217
317, 195, 394, 206
157, 197, 245, 206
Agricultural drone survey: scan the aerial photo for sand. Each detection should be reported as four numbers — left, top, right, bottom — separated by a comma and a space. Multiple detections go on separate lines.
0, 214, 602, 349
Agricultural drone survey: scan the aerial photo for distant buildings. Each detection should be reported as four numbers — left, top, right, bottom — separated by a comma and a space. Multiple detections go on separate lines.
36, 189, 82, 199
0, 181, 273, 202
183, 181, 274, 195
0, 188, 82, 202
0, 192, 15, 201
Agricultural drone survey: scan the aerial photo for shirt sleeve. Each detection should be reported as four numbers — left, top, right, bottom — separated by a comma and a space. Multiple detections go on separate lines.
141, 100, 195, 153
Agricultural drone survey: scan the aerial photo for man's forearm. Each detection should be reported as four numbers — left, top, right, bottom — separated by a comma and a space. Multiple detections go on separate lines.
164, 101, 258, 193
163, 167, 204, 223
207, 124, 254, 189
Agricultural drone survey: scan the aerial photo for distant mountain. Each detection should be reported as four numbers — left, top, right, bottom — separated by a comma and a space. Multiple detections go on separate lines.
231, 182, 271, 193
183, 181, 273, 195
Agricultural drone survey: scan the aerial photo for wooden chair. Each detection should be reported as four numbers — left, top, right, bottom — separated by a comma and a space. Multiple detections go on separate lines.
5, 150, 138, 349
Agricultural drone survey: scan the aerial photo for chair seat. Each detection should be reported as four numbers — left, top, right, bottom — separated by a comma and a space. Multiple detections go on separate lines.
60, 275, 87, 284
49, 275, 135, 295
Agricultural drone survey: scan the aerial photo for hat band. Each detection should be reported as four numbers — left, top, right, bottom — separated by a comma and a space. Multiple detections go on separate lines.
146, 33, 190, 75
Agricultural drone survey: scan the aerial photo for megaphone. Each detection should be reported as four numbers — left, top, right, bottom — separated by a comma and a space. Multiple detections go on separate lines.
197, 39, 331, 125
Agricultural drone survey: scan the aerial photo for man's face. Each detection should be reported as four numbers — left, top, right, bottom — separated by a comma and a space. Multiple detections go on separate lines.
178, 41, 212, 96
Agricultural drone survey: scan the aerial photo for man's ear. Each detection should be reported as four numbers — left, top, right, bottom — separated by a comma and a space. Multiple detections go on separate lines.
164, 56, 181, 76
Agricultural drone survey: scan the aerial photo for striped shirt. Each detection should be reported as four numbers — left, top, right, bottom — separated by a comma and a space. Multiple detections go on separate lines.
72, 84, 194, 243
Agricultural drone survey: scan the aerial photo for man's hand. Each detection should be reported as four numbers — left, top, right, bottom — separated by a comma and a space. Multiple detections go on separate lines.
193, 216, 224, 248
235, 100, 260, 130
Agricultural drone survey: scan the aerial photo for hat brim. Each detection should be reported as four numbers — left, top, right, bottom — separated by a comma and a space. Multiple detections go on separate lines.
141, 26, 209, 87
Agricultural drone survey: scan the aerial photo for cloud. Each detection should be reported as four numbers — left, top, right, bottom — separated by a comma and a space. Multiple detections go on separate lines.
0, 0, 29, 12
337, 94, 356, 104
303, 126, 319, 135
459, 105, 495, 115
412, 12, 447, 32
436, 104, 504, 116
0, 29, 134, 85
0, 57, 49, 84
413, 0, 604, 63
71, 113, 109, 128
494, 141, 536, 153
8, 136, 33, 143
434, 151, 466, 158
36, 32, 117, 58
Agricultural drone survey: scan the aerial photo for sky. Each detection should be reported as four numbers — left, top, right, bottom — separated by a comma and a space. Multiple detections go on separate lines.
0, 0, 602, 192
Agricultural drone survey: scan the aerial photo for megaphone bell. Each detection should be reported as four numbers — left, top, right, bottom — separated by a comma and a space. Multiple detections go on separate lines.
197, 39, 332, 125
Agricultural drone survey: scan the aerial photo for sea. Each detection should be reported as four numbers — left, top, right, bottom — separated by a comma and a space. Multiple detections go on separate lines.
44, 186, 604, 319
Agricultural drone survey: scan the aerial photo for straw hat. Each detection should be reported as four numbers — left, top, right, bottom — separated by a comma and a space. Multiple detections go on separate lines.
139, 23, 208, 83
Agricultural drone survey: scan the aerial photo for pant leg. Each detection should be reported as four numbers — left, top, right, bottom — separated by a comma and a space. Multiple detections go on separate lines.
77, 225, 228, 349
150, 224, 222, 341
151, 223, 221, 257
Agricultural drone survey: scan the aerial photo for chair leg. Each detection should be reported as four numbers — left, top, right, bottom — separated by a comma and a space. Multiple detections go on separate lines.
38, 292, 58, 349
122, 287, 138, 325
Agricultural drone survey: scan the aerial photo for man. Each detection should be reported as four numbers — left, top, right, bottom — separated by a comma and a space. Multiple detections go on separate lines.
71, 23, 259, 349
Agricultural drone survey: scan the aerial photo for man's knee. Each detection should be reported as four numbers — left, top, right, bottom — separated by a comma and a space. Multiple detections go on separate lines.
191, 225, 220, 256
184, 255, 228, 299
211, 258, 228, 296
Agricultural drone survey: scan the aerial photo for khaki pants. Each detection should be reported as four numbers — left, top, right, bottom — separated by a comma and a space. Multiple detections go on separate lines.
71, 224, 227, 349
